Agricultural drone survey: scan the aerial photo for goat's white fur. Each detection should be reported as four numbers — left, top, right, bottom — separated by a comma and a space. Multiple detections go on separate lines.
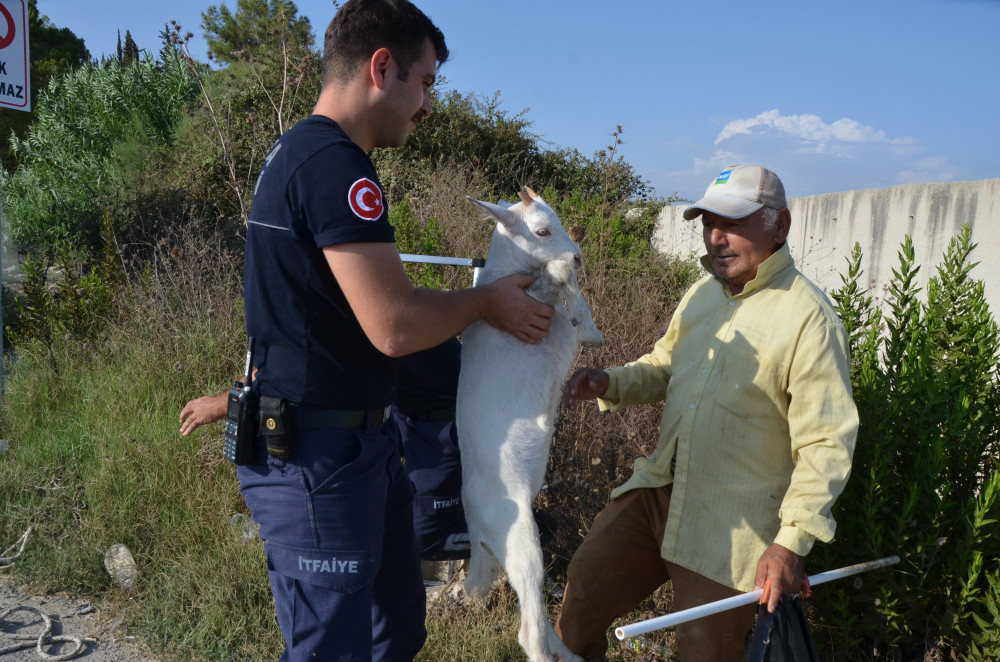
457, 187, 601, 662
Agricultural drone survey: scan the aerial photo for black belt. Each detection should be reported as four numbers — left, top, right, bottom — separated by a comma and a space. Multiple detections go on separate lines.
408, 406, 456, 422
299, 406, 391, 430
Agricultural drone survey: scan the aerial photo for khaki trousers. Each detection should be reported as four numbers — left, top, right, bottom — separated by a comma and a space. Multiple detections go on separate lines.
555, 486, 756, 662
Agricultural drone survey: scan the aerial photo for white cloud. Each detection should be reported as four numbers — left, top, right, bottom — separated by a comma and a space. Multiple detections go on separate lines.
895, 156, 959, 185
714, 109, 914, 154
656, 110, 959, 199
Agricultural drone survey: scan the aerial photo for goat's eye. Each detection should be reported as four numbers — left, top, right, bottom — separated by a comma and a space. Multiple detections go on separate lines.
536, 229, 550, 237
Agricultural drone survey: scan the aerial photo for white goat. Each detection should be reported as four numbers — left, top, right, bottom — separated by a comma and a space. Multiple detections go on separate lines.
456, 187, 602, 662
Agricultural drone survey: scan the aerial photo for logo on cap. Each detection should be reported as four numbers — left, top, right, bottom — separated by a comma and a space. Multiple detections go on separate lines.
714, 169, 733, 185
348, 178, 384, 221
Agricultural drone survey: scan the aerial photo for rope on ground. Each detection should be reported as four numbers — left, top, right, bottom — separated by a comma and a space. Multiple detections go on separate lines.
0, 528, 32, 570
0, 605, 85, 660
1, 528, 85, 660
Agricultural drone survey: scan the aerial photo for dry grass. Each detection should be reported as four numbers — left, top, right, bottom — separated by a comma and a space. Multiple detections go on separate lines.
0, 178, 701, 661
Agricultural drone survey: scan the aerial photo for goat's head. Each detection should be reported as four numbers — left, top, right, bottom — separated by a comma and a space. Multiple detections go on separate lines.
467, 186, 583, 273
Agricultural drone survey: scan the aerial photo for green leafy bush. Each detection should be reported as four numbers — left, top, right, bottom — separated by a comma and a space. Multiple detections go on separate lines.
391, 198, 450, 290
5, 215, 123, 360
373, 94, 652, 209
374, 90, 546, 203
811, 225, 1000, 660
2, 51, 198, 256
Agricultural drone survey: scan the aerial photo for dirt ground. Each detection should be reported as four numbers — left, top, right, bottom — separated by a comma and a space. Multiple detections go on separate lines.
0, 574, 163, 662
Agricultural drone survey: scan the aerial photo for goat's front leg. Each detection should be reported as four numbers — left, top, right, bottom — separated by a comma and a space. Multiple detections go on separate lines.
534, 260, 603, 348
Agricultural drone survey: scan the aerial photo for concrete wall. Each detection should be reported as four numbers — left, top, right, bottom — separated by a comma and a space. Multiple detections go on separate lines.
652, 179, 1000, 316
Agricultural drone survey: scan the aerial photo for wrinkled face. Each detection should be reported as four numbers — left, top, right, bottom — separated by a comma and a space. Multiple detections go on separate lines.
376, 38, 437, 149
701, 208, 785, 294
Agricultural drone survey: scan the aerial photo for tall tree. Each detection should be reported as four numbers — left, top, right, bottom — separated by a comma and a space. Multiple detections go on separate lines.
0, 0, 90, 170
201, 0, 313, 65
116, 29, 140, 66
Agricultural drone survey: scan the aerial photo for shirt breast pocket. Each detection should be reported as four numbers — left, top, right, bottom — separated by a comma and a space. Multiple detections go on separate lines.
712, 343, 789, 425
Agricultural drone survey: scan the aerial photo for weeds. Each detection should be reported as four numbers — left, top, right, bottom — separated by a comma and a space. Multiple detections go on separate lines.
809, 225, 1000, 660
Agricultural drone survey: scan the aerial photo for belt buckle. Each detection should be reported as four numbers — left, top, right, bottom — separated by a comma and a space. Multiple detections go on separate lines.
366, 406, 391, 428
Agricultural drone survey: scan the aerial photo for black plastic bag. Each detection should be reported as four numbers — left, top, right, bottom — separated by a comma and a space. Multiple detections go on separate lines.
746, 595, 819, 662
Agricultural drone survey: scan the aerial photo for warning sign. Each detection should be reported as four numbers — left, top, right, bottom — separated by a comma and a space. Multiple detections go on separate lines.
0, 0, 30, 111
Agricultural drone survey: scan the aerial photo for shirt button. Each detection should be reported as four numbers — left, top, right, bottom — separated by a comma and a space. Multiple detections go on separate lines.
702, 369, 708, 375
730, 301, 736, 306
688, 403, 695, 409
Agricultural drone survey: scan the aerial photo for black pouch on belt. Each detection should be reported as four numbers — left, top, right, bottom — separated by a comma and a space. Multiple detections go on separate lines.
260, 396, 295, 460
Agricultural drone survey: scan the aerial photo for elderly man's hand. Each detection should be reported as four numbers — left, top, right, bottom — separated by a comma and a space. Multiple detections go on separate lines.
562, 368, 609, 407
753, 543, 811, 613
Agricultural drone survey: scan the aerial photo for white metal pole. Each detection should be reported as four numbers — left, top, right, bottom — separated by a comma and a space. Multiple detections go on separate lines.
614, 555, 900, 641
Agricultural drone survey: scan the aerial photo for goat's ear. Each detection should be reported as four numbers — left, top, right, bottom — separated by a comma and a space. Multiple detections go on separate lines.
497, 199, 514, 210
466, 196, 520, 229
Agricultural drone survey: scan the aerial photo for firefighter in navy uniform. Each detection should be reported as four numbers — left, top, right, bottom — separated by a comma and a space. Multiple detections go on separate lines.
237, 1, 554, 660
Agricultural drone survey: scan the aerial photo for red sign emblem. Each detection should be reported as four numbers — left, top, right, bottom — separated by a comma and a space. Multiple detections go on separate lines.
0, 3, 15, 50
348, 178, 384, 221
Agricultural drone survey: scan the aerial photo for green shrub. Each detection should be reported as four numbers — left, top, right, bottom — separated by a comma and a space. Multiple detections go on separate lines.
374, 90, 546, 204
2, 51, 198, 256
5, 215, 123, 360
811, 225, 1000, 660
391, 198, 450, 290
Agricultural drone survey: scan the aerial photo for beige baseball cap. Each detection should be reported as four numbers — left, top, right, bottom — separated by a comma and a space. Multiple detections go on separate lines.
682, 165, 787, 220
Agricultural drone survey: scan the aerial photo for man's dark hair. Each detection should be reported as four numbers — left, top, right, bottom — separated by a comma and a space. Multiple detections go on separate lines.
322, 0, 449, 85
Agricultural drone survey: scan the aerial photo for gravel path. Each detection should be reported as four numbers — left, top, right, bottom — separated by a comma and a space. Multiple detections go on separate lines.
0, 575, 163, 662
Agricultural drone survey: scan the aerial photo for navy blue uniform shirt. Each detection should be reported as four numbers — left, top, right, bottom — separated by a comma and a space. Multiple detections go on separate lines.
393, 338, 461, 418
244, 115, 397, 408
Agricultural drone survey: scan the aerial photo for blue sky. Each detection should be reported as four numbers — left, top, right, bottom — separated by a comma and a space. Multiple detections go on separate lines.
37, 0, 1000, 201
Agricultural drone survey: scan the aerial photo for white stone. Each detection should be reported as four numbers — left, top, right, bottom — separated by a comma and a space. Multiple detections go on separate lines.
104, 544, 137, 591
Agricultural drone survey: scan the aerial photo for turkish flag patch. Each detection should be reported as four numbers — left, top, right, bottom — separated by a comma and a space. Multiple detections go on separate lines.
348, 178, 384, 221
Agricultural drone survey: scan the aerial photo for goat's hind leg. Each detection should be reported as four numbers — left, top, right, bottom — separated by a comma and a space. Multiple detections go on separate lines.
464, 527, 502, 600
502, 505, 583, 662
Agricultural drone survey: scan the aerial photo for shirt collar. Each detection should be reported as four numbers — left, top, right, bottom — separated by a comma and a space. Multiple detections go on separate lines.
699, 242, 794, 297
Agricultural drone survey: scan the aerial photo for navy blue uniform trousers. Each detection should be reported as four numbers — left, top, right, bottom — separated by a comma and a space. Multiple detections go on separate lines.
390, 412, 469, 561
238, 418, 426, 662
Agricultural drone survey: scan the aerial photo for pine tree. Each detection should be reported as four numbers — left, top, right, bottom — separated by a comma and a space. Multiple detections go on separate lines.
201, 0, 313, 65
123, 30, 140, 65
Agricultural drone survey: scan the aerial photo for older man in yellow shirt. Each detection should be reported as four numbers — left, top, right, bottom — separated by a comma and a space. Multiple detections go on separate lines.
555, 164, 858, 661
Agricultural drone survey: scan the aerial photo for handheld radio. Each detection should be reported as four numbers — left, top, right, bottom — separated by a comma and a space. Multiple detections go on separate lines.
223, 337, 259, 465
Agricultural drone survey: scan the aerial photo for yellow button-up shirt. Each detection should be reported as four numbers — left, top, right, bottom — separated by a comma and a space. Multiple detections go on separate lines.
600, 243, 858, 591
